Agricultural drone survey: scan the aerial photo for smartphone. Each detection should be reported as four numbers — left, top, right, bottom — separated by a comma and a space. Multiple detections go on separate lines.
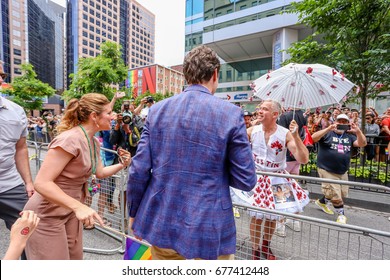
337, 124, 351, 131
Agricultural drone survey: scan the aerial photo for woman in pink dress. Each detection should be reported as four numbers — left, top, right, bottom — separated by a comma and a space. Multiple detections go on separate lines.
24, 93, 131, 259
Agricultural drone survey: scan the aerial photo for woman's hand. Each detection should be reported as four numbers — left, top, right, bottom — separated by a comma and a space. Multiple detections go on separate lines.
118, 148, 132, 167
74, 203, 104, 227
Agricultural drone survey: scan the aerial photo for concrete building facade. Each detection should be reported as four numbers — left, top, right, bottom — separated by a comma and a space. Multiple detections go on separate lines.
185, 0, 311, 106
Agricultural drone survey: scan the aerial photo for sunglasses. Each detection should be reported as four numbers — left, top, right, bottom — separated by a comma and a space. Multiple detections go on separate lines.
0, 73, 7, 79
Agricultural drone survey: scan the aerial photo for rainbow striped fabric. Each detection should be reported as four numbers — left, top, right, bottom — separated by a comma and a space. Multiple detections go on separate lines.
123, 237, 152, 260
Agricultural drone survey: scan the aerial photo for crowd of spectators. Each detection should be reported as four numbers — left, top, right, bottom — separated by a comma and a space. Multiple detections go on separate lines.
246, 105, 390, 162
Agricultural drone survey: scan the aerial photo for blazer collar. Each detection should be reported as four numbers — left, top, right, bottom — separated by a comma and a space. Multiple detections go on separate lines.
184, 84, 213, 95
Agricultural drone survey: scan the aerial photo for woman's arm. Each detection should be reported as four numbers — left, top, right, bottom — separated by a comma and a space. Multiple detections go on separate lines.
35, 147, 104, 227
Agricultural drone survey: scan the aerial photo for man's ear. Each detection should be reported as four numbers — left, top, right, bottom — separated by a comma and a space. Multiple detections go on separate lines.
213, 68, 218, 82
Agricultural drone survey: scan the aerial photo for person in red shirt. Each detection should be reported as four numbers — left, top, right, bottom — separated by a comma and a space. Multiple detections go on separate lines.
379, 108, 390, 161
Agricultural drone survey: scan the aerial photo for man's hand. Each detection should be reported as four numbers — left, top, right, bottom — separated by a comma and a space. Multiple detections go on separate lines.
289, 120, 298, 135
25, 182, 35, 198
129, 217, 142, 241
349, 122, 361, 134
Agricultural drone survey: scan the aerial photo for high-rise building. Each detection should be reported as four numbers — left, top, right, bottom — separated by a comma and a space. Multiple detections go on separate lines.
66, 0, 155, 88
185, 0, 311, 106
0, 0, 65, 89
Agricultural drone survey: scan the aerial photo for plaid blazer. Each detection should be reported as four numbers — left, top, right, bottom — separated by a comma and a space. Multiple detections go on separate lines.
127, 84, 256, 259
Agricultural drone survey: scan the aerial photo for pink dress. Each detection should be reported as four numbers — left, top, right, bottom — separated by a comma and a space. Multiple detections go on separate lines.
24, 127, 100, 259
250, 124, 309, 219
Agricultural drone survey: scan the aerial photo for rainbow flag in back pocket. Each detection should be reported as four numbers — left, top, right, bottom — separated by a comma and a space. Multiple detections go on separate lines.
123, 237, 152, 260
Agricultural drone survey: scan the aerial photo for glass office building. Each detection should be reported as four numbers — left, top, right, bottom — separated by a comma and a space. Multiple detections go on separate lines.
185, 0, 311, 105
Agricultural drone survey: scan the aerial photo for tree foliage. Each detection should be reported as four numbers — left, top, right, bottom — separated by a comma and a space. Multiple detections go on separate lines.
64, 41, 128, 102
285, 0, 390, 130
2, 63, 55, 111
132, 91, 175, 107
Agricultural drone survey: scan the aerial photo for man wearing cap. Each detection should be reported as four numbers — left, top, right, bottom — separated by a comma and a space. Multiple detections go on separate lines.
311, 113, 366, 224
243, 110, 252, 128
0, 62, 35, 242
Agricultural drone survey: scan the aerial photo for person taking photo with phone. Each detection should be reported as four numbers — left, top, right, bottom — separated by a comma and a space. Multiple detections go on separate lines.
311, 114, 366, 224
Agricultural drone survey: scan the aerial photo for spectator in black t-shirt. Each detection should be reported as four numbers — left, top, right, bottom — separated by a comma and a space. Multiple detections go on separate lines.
311, 114, 366, 224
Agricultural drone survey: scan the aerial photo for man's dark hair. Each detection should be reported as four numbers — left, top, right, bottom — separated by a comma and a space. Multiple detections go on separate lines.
183, 45, 220, 85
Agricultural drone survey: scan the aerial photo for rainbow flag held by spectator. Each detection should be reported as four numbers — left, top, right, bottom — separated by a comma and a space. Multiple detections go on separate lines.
123, 237, 152, 260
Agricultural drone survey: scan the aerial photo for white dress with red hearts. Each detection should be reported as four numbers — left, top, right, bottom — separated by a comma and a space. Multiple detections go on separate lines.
249, 124, 309, 219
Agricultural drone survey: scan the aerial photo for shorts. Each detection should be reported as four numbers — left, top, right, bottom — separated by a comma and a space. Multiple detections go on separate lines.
317, 167, 349, 202
0, 184, 29, 229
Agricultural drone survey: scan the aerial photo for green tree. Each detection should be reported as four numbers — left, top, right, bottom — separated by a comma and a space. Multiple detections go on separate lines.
3, 63, 55, 111
64, 41, 128, 102
285, 0, 390, 131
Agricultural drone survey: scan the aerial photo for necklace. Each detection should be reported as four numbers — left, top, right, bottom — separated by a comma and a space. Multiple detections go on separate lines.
79, 124, 97, 175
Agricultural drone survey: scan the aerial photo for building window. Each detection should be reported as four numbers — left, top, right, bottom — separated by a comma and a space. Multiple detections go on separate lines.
14, 68, 22, 74
83, 39, 88, 46
14, 58, 22, 65
12, 20, 21, 27
14, 49, 22, 56
13, 39, 21, 46
82, 48, 88, 54
90, 33, 94, 40
89, 50, 95, 56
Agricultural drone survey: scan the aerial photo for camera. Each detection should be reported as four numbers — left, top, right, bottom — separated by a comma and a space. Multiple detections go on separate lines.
122, 112, 132, 125
146, 96, 154, 103
337, 124, 351, 131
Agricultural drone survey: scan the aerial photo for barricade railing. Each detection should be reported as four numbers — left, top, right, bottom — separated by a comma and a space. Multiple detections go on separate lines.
27, 141, 390, 259
232, 171, 390, 260
82, 147, 128, 255
27, 141, 39, 180
28, 130, 52, 144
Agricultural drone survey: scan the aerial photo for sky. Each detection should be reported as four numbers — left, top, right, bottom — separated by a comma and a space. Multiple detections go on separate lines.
52, 0, 185, 67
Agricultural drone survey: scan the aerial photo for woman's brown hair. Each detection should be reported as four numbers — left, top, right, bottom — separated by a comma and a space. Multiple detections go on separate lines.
56, 93, 109, 135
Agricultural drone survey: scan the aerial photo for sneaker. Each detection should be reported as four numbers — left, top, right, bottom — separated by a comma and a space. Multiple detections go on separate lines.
285, 219, 301, 232
233, 207, 240, 218
274, 222, 286, 237
315, 199, 334, 215
336, 215, 347, 224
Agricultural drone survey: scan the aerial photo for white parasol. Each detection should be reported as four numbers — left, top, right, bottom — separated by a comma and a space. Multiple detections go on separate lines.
251, 63, 355, 109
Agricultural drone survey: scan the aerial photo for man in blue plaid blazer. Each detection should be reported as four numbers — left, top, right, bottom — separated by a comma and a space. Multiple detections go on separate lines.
127, 45, 257, 260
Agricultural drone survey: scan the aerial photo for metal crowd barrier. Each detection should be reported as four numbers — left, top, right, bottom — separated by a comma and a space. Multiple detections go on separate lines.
26, 141, 390, 260
233, 171, 390, 260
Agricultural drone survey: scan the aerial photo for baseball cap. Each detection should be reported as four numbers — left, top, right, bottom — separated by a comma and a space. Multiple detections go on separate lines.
336, 114, 349, 121
243, 110, 252, 117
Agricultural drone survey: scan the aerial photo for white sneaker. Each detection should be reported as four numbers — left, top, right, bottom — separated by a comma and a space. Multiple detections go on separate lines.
336, 215, 347, 224
274, 222, 286, 237
285, 219, 301, 232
